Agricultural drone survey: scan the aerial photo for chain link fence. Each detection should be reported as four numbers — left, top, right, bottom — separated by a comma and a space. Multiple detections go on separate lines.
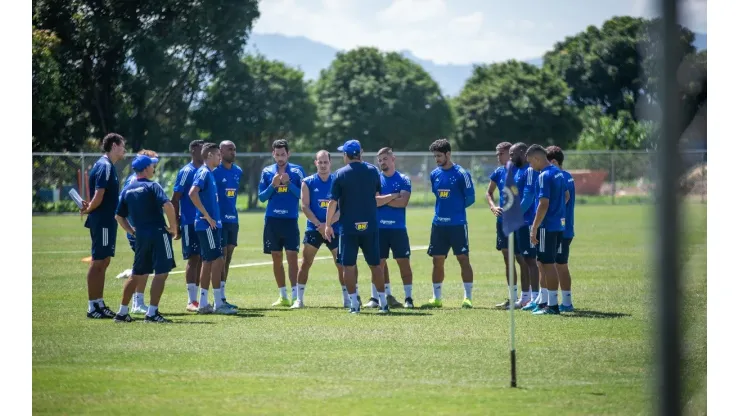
32, 150, 707, 213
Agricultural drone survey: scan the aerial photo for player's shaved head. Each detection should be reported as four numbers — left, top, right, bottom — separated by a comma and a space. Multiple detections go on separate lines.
219, 140, 236, 163
510, 142, 528, 167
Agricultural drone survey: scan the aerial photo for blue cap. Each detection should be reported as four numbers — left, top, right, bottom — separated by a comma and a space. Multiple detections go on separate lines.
132, 155, 159, 172
337, 139, 362, 157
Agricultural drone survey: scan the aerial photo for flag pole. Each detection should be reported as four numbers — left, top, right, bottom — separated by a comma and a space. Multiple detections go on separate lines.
507, 231, 517, 388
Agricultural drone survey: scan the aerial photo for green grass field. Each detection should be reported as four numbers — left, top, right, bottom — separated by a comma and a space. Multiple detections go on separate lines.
32, 205, 707, 415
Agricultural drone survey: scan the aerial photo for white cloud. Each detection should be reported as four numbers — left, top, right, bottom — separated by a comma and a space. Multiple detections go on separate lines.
253, 0, 548, 64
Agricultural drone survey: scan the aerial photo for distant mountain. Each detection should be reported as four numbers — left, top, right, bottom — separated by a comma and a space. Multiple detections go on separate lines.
246, 32, 706, 96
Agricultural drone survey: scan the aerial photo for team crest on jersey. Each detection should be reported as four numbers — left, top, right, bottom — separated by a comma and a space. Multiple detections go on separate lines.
277, 185, 288, 193
355, 222, 368, 231
319, 199, 330, 209
226, 188, 236, 198
438, 189, 450, 199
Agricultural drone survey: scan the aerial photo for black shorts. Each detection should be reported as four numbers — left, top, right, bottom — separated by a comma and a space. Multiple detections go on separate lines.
536, 227, 562, 264
515, 225, 537, 258
263, 217, 300, 254
556, 237, 573, 264
303, 229, 339, 251
379, 228, 411, 259
338, 230, 380, 267
427, 224, 469, 257
89, 225, 117, 260
221, 222, 239, 247
180, 223, 200, 260
197, 228, 223, 262
133, 230, 176, 275
496, 221, 508, 251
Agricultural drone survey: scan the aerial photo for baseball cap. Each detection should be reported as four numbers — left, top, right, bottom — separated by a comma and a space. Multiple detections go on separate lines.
337, 139, 362, 157
132, 155, 159, 172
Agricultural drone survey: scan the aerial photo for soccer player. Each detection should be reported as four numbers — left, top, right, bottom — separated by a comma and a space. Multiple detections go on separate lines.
511, 143, 542, 311
189, 143, 236, 315
425, 139, 475, 309
324, 139, 388, 314
258, 139, 306, 307
80, 133, 126, 319
113, 155, 178, 323
213, 140, 241, 309
546, 145, 576, 312
368, 147, 414, 309
487, 142, 520, 308
115, 149, 159, 315
172, 140, 205, 312
526, 144, 569, 315
292, 150, 344, 309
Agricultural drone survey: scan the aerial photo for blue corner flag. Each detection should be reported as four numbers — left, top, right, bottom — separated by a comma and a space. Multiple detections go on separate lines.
502, 161, 525, 236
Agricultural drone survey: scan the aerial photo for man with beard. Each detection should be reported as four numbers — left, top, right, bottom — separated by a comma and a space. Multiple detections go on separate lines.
258, 139, 306, 306
213, 140, 241, 310
366, 147, 414, 309
425, 139, 476, 309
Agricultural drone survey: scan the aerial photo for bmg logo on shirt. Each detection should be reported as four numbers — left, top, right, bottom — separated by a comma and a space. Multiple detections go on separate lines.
277, 185, 288, 193
226, 188, 236, 198
438, 189, 450, 199
355, 222, 368, 231
319, 199, 330, 209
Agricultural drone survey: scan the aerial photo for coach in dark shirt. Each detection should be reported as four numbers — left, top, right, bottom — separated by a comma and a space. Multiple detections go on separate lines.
324, 140, 389, 314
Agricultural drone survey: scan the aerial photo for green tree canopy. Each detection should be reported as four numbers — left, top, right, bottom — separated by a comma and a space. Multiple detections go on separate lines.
455, 60, 581, 150
314, 47, 454, 151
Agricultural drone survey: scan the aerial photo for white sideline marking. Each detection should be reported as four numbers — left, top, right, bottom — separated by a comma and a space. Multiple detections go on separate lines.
167, 245, 428, 276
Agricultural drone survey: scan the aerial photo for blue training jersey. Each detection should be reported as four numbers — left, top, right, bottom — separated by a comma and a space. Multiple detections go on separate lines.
85, 155, 120, 228
562, 170, 576, 238
303, 173, 338, 231
173, 162, 199, 226
258, 163, 306, 219
515, 164, 538, 225
430, 164, 475, 226
192, 165, 222, 231
330, 161, 381, 235
120, 173, 137, 227
213, 162, 242, 224
538, 164, 567, 232
378, 170, 412, 229
489, 166, 506, 224
115, 179, 170, 236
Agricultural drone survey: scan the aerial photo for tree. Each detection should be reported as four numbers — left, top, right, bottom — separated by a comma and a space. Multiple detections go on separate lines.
33, 0, 260, 151
314, 47, 454, 151
544, 16, 696, 118
576, 106, 656, 151
455, 60, 581, 150
194, 55, 316, 208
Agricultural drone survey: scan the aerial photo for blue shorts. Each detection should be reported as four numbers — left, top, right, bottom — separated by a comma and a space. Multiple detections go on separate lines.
556, 237, 573, 264
495, 221, 508, 251
515, 225, 537, 258
222, 222, 239, 247
263, 217, 300, 254
197, 228, 223, 262
427, 224, 469, 257
89, 225, 117, 260
338, 230, 380, 267
127, 233, 136, 252
180, 223, 200, 260
536, 227, 562, 264
378, 228, 411, 259
303, 229, 339, 251
132, 230, 176, 275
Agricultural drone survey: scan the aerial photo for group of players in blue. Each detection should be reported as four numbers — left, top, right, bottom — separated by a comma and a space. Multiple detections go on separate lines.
79, 133, 576, 322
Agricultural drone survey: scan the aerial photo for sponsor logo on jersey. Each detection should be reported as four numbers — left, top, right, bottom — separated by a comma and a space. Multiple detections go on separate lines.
355, 222, 368, 231
438, 189, 450, 199
319, 199, 330, 209
226, 188, 236, 198
277, 185, 288, 193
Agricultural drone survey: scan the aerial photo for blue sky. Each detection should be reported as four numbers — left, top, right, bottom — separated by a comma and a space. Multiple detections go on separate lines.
253, 0, 707, 65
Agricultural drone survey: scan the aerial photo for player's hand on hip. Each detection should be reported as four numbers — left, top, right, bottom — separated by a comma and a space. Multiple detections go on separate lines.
530, 229, 538, 246
493, 207, 503, 216
206, 216, 217, 229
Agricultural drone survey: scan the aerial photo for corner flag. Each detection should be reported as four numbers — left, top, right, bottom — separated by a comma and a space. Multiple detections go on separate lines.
501, 160, 525, 388
502, 161, 525, 235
